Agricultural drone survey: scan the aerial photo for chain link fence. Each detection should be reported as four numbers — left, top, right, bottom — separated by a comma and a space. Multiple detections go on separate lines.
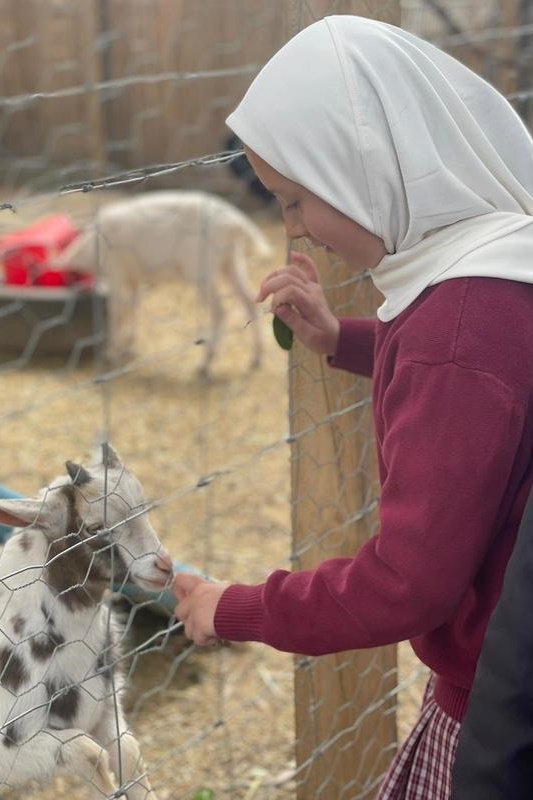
0, 1, 531, 798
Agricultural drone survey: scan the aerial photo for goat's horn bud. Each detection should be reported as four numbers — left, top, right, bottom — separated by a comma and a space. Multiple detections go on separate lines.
102, 442, 121, 469
66, 461, 92, 486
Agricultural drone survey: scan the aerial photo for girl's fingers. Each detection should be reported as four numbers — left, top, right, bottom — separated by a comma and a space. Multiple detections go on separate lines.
256, 252, 319, 304
256, 265, 312, 303
273, 302, 300, 331
271, 293, 303, 321
173, 572, 203, 601
272, 283, 322, 320
289, 251, 321, 283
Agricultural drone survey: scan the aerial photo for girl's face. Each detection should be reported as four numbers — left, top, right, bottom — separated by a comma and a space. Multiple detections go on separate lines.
244, 148, 386, 272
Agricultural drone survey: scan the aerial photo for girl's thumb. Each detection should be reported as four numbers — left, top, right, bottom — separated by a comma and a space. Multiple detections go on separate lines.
173, 572, 202, 600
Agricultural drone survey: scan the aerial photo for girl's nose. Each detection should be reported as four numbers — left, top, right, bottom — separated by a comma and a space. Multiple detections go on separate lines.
283, 217, 307, 240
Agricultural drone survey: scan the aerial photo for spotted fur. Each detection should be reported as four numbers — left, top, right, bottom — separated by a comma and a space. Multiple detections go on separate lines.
0, 444, 172, 798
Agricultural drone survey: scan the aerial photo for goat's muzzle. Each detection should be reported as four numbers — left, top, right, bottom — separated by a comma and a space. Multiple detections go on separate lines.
153, 547, 174, 586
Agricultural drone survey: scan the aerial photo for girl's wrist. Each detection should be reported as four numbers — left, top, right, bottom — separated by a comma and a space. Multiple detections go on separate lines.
327, 318, 340, 356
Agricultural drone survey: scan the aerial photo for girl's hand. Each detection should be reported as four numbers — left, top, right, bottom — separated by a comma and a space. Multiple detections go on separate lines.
173, 573, 230, 646
256, 251, 340, 356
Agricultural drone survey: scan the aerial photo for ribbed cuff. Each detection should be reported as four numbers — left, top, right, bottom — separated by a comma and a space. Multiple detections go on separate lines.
433, 675, 471, 722
214, 583, 265, 643
327, 317, 375, 377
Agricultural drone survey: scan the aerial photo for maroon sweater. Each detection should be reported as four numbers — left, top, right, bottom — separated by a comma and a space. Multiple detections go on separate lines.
215, 277, 533, 721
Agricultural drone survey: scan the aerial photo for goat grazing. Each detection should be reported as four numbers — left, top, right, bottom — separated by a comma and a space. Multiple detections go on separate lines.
0, 443, 172, 798
54, 191, 274, 378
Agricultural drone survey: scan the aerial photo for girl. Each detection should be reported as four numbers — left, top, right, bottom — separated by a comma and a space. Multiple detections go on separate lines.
174, 15, 533, 798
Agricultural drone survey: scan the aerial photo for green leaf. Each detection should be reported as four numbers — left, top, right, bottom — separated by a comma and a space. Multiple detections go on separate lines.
273, 315, 293, 351
192, 789, 215, 800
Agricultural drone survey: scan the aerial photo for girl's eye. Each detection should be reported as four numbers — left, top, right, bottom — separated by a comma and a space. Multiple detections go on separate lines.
285, 201, 299, 211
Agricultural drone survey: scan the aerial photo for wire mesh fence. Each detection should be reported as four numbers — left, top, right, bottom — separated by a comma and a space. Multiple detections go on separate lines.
0, 1, 531, 798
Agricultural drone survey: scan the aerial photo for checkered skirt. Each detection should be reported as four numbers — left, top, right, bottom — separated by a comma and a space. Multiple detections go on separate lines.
377, 680, 461, 800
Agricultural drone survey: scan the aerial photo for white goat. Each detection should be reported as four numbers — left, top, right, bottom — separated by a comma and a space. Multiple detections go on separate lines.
0, 443, 173, 798
54, 191, 273, 377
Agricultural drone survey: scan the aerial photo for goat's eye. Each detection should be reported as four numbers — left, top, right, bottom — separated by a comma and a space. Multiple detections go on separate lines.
86, 523, 103, 536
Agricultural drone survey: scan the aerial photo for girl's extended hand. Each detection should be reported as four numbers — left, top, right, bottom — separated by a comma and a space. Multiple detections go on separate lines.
256, 251, 340, 356
173, 573, 230, 646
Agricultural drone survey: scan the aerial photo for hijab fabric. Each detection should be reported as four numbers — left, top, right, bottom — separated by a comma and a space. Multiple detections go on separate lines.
226, 15, 533, 321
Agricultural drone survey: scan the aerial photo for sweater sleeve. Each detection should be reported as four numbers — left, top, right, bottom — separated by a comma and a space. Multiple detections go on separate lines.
327, 317, 377, 378
214, 361, 525, 655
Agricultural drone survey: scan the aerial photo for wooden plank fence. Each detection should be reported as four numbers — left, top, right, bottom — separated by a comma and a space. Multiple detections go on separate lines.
0, 0, 284, 188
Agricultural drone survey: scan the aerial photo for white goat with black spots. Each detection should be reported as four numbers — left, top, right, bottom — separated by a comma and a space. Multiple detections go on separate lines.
0, 444, 173, 798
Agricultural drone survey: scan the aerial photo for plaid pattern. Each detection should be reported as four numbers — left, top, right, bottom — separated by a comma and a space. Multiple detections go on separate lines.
377, 680, 461, 800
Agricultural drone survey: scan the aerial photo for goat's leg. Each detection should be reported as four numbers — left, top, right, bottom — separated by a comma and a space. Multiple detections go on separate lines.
59, 730, 118, 797
105, 278, 139, 365
108, 730, 158, 800
93, 712, 158, 800
198, 284, 224, 381
225, 246, 263, 370
0, 728, 117, 797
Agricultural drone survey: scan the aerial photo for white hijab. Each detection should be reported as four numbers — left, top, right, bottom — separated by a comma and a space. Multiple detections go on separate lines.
226, 15, 533, 321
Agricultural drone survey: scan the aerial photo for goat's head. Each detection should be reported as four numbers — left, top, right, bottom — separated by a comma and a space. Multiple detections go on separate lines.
0, 444, 173, 599
49, 223, 100, 274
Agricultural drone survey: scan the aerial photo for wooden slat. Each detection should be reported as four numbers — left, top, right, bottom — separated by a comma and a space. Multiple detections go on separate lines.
291, 256, 397, 800
285, 6, 401, 798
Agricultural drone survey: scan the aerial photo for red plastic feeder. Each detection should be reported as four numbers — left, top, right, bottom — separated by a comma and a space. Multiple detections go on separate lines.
0, 214, 94, 289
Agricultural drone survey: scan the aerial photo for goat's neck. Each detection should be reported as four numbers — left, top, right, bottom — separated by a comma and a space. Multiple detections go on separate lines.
44, 532, 108, 610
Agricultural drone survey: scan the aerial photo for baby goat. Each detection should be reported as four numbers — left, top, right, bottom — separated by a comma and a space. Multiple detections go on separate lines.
54, 190, 274, 378
0, 444, 172, 798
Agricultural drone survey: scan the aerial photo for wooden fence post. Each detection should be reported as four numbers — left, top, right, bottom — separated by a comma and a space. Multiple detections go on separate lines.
283, 3, 401, 798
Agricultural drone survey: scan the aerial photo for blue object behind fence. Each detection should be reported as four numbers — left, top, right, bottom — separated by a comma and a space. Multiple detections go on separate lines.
0, 483, 22, 542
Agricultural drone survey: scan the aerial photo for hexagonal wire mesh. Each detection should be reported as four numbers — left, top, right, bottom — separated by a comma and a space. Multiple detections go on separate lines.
0, 1, 531, 798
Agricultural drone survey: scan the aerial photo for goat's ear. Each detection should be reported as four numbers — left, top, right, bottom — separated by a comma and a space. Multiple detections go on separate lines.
101, 442, 122, 470
66, 461, 92, 486
0, 498, 46, 529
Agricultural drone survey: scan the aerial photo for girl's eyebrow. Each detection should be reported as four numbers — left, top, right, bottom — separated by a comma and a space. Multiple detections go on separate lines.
272, 188, 293, 200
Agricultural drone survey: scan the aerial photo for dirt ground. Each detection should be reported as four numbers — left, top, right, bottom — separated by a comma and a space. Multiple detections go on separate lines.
0, 191, 427, 799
